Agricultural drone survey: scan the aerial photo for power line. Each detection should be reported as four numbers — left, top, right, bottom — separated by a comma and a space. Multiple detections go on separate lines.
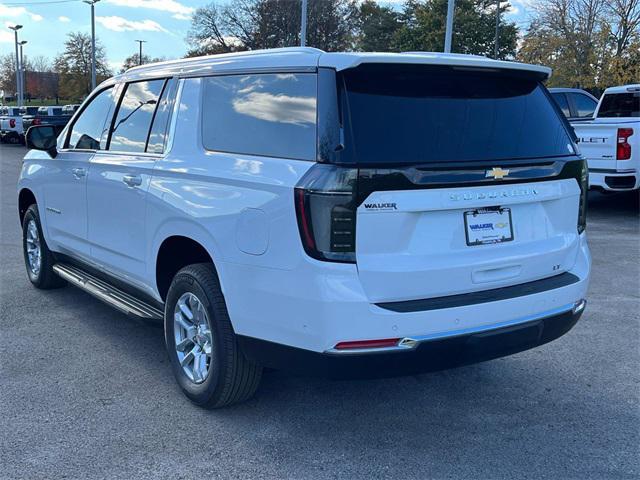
3, 0, 80, 6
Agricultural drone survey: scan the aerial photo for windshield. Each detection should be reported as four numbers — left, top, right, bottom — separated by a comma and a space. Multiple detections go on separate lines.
337, 64, 575, 165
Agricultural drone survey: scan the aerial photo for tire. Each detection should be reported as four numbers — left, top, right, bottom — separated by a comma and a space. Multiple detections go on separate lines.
22, 204, 66, 289
164, 263, 262, 408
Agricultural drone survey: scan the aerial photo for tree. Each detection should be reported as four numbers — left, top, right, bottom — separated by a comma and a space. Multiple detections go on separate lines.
120, 54, 166, 73
355, 0, 402, 51
518, 0, 640, 88
0, 54, 18, 96
186, 0, 358, 56
393, 0, 518, 58
54, 32, 111, 100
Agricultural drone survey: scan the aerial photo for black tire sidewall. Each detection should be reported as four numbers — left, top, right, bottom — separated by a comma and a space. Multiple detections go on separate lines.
164, 270, 227, 405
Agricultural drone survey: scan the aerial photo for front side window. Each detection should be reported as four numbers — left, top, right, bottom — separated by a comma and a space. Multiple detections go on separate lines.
202, 73, 317, 161
67, 86, 118, 150
109, 79, 166, 153
571, 93, 597, 118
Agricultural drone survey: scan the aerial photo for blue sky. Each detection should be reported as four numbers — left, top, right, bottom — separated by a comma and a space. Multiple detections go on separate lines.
1, 0, 534, 72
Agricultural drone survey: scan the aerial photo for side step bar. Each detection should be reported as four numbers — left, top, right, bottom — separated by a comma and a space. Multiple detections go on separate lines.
53, 263, 164, 320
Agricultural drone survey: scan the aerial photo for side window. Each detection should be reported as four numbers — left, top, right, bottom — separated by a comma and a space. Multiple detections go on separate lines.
202, 73, 317, 161
571, 93, 597, 118
67, 86, 118, 150
146, 79, 177, 154
551, 93, 570, 118
109, 79, 166, 153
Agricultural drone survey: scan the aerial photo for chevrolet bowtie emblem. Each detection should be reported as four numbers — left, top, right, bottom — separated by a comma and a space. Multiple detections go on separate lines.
486, 167, 510, 180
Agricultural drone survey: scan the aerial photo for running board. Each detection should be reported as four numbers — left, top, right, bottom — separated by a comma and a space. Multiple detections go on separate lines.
53, 263, 164, 320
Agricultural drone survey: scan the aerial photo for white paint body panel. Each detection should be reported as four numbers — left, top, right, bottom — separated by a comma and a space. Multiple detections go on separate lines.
17, 49, 590, 356
572, 84, 640, 191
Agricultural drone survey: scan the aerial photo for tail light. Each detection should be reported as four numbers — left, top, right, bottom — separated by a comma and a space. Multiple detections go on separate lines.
294, 164, 357, 263
577, 160, 588, 234
33, 118, 41, 126
617, 128, 633, 160
9, 119, 15, 128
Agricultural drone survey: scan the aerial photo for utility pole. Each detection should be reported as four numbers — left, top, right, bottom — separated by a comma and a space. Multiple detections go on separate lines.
300, 0, 308, 47
84, 0, 100, 91
9, 24, 23, 106
135, 40, 147, 65
19, 41, 27, 103
494, 0, 500, 59
444, 0, 455, 53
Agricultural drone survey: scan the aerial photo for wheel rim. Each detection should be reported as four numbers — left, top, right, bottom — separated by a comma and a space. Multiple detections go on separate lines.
173, 292, 213, 384
26, 219, 42, 277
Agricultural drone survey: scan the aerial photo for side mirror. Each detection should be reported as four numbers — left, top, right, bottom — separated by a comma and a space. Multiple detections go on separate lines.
26, 125, 58, 158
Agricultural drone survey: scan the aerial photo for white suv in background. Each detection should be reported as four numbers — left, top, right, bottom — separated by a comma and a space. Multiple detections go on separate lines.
18, 48, 590, 408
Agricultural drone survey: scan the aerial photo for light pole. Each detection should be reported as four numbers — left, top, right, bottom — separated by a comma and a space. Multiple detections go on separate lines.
19, 41, 27, 103
84, 0, 100, 91
9, 24, 23, 106
135, 40, 147, 65
300, 0, 308, 47
494, 0, 500, 59
444, 0, 455, 53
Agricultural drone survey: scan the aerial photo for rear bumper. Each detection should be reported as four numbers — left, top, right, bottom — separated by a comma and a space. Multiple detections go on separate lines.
238, 301, 585, 379
589, 169, 639, 191
223, 233, 590, 354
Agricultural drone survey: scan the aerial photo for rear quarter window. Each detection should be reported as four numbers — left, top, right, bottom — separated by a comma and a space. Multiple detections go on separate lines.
201, 73, 317, 161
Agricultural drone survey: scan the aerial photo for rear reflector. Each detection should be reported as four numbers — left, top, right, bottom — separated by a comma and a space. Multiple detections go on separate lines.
334, 338, 400, 350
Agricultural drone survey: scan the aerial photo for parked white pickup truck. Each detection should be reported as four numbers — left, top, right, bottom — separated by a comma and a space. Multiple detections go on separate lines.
0, 106, 25, 144
572, 84, 640, 191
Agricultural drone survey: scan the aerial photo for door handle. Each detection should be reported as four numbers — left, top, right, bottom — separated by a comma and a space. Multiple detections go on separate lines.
122, 174, 142, 187
71, 167, 87, 179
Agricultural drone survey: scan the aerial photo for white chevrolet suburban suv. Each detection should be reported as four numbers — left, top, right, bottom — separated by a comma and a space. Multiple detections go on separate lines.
18, 48, 591, 408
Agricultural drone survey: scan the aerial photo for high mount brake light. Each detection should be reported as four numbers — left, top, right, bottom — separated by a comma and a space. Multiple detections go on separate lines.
617, 128, 633, 160
294, 164, 358, 263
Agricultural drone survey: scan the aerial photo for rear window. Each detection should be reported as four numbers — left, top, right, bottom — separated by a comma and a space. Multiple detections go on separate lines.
338, 64, 575, 164
202, 73, 317, 161
597, 93, 640, 118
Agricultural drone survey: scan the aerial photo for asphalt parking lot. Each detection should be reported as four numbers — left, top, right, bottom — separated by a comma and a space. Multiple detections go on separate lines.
0, 143, 638, 479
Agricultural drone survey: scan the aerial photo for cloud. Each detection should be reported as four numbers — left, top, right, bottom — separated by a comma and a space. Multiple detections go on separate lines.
105, 0, 194, 16
0, 4, 43, 21
172, 13, 190, 21
96, 16, 169, 33
59, 16, 71, 23
0, 30, 12, 43
233, 92, 316, 126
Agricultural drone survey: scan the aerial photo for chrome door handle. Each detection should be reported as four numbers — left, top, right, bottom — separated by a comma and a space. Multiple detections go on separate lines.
122, 174, 142, 187
71, 167, 87, 179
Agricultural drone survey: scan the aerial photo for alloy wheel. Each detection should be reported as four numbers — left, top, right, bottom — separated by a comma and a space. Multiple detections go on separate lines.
173, 292, 213, 384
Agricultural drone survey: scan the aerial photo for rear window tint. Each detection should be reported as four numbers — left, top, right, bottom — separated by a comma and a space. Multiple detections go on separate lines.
202, 73, 317, 161
598, 93, 640, 118
338, 64, 575, 164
